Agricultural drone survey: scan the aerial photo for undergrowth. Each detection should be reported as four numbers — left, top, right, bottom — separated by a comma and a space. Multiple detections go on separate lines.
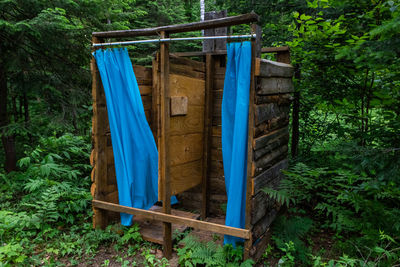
262, 142, 400, 266
177, 235, 254, 267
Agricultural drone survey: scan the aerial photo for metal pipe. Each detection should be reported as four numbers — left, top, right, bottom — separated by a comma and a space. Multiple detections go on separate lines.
92, 34, 256, 47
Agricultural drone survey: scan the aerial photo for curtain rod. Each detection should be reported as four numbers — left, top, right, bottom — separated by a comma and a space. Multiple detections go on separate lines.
92, 34, 256, 47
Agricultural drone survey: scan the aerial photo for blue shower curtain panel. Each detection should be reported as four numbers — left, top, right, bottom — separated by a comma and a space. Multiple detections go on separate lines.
93, 48, 158, 226
222, 42, 252, 246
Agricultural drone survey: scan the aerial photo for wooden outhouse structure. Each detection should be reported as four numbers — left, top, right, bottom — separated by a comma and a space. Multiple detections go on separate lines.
90, 13, 294, 261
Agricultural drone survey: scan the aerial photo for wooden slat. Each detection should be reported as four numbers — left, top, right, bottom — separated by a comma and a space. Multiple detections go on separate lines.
251, 159, 289, 195
169, 74, 205, 106
172, 46, 289, 58
139, 85, 152, 95
251, 168, 286, 224
170, 159, 203, 195
169, 133, 203, 166
258, 77, 294, 95
254, 133, 289, 160
133, 65, 152, 80
92, 200, 251, 239
252, 145, 288, 176
202, 54, 214, 219
255, 93, 293, 105
261, 46, 290, 53
92, 13, 259, 38
91, 36, 108, 229
159, 31, 172, 259
152, 55, 160, 140
170, 63, 205, 79
255, 58, 294, 78
253, 126, 289, 150
170, 55, 205, 72
255, 103, 290, 126
170, 105, 204, 136
252, 209, 278, 241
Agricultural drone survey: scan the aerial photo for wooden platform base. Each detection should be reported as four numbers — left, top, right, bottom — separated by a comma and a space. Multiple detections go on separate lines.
133, 205, 200, 244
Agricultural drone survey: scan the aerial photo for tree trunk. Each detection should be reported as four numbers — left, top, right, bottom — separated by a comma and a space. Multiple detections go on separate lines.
0, 64, 17, 173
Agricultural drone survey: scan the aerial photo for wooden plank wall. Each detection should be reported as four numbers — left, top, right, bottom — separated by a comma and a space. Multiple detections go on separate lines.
177, 55, 227, 215
167, 56, 206, 196
249, 58, 294, 260
91, 64, 153, 227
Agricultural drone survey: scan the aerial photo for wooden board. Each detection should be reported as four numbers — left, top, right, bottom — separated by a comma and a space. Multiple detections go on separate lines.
170, 159, 203, 195
169, 133, 203, 166
258, 77, 294, 95
92, 13, 259, 38
93, 200, 251, 239
163, 64, 206, 197
255, 58, 294, 78
170, 105, 204, 136
169, 74, 205, 106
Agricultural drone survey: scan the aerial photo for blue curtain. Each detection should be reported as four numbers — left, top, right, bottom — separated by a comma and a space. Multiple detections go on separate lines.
93, 48, 158, 226
222, 42, 252, 246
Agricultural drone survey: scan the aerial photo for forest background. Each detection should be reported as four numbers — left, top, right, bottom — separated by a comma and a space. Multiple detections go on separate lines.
0, 0, 399, 266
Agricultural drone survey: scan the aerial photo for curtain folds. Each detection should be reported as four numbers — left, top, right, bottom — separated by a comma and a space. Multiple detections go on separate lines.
93, 48, 158, 226
222, 41, 252, 246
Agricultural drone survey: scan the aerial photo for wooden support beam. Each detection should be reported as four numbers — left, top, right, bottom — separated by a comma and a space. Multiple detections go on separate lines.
173, 46, 289, 58
255, 58, 294, 77
201, 54, 214, 220
91, 36, 108, 229
261, 46, 289, 53
92, 200, 251, 239
159, 31, 172, 259
92, 13, 259, 38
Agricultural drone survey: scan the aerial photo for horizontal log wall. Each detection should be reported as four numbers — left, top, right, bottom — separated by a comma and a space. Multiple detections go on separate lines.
250, 58, 294, 258
91, 64, 154, 226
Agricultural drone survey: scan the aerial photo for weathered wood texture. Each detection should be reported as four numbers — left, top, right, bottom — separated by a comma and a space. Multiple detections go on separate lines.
168, 71, 205, 196
91, 36, 109, 229
93, 200, 251, 239
177, 55, 227, 216
255, 58, 294, 77
203, 10, 228, 52
249, 56, 294, 247
93, 13, 258, 38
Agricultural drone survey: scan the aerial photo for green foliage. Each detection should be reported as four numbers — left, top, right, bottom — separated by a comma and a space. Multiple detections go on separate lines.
177, 235, 254, 267
271, 216, 313, 263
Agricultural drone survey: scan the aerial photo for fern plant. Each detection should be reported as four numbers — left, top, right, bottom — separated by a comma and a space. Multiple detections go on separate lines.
177, 235, 254, 267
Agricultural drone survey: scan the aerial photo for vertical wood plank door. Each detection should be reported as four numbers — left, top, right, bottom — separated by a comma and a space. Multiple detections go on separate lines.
157, 55, 206, 199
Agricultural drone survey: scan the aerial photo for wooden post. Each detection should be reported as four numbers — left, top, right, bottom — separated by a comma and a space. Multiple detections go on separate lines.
243, 23, 261, 260
159, 31, 172, 259
201, 54, 214, 219
152, 53, 160, 142
91, 36, 108, 229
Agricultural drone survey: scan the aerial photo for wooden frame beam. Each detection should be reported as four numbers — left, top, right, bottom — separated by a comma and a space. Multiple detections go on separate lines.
201, 54, 214, 219
93, 200, 251, 239
92, 13, 259, 38
171, 46, 289, 58
159, 31, 172, 259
